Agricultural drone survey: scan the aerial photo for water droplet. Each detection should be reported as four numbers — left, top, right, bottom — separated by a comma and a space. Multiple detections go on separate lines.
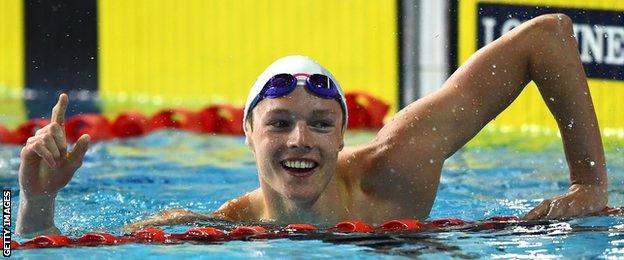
549, 97, 555, 102
432, 126, 437, 131
491, 71, 496, 75
429, 159, 434, 164
492, 64, 497, 68
590, 161, 595, 166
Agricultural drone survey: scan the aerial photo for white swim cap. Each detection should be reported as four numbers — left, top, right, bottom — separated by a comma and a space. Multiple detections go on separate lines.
243, 55, 348, 132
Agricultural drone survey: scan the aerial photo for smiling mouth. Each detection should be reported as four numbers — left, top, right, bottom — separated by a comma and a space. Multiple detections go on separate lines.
281, 160, 318, 177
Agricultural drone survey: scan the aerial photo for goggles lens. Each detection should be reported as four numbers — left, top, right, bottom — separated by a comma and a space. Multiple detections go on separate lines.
262, 73, 338, 99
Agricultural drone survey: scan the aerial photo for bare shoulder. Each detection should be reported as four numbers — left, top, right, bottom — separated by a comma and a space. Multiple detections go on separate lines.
213, 189, 264, 222
336, 137, 440, 221
337, 140, 386, 187
337, 133, 439, 194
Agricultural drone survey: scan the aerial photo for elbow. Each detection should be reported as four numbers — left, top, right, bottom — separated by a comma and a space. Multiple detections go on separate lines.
529, 13, 574, 35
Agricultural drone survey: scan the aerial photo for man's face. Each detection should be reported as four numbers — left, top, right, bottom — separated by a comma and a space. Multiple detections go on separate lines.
246, 85, 345, 203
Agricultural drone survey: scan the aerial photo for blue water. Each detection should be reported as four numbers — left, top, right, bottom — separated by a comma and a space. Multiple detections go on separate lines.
1, 130, 623, 259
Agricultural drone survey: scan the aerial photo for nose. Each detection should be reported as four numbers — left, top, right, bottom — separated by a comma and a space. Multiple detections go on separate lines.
287, 122, 312, 150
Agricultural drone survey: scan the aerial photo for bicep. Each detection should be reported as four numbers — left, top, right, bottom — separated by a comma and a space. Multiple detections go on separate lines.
378, 19, 538, 163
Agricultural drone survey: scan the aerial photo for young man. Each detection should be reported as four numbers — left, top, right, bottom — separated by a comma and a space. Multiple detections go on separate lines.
17, 14, 607, 236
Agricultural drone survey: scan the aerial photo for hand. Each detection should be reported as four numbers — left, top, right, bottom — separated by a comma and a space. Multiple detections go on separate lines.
523, 183, 608, 220
18, 94, 90, 201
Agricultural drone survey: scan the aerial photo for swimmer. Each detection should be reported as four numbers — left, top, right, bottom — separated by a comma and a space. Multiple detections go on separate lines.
17, 14, 607, 236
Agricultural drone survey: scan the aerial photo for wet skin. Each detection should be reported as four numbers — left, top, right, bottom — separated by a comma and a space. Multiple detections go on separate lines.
17, 14, 608, 236
126, 14, 608, 229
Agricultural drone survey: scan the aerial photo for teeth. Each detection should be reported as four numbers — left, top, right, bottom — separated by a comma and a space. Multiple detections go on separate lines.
284, 160, 316, 169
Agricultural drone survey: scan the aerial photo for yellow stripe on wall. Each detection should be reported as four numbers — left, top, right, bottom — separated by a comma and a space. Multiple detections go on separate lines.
98, 0, 398, 117
458, 0, 624, 138
0, 0, 26, 128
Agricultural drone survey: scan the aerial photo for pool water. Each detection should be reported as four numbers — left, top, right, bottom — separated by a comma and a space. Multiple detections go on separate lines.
1, 130, 623, 258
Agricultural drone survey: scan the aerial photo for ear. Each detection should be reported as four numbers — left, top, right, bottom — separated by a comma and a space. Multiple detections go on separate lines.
245, 134, 254, 149
338, 133, 345, 151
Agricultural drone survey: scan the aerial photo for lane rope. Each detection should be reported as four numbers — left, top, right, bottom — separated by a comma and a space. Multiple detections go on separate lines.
0, 92, 389, 144
11, 206, 622, 250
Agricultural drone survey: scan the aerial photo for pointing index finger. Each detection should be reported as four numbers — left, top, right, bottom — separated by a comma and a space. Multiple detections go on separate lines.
51, 93, 69, 125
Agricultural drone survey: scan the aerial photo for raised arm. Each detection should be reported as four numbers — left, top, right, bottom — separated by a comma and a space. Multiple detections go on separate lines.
352, 14, 606, 219
16, 94, 90, 237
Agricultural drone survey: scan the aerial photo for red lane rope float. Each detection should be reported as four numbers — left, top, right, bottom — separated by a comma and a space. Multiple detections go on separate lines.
0, 124, 15, 144
131, 227, 167, 243
285, 224, 317, 231
178, 227, 226, 241
10, 240, 19, 249
331, 220, 375, 233
345, 92, 390, 129
75, 233, 120, 246
429, 218, 466, 228
19, 234, 72, 249
111, 112, 150, 138
378, 219, 425, 232
149, 108, 201, 132
11, 119, 50, 145
10, 207, 624, 250
65, 114, 113, 143
0, 92, 391, 144
196, 104, 244, 135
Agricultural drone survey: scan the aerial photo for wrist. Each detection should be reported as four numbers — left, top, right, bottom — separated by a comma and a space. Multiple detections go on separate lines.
17, 191, 58, 237
569, 183, 608, 207
20, 190, 57, 203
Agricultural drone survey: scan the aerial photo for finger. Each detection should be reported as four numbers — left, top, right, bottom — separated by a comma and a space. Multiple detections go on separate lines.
546, 199, 579, 220
43, 135, 61, 164
32, 142, 57, 168
50, 122, 68, 156
545, 201, 563, 219
51, 93, 69, 126
68, 134, 90, 168
522, 200, 550, 220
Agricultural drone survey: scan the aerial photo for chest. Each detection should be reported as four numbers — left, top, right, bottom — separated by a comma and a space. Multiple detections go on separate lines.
341, 180, 438, 225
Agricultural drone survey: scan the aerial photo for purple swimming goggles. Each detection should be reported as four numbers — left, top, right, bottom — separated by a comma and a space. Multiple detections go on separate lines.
247, 73, 343, 110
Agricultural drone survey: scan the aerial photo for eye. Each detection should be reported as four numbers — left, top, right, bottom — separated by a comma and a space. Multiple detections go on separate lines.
268, 120, 291, 129
310, 120, 334, 130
